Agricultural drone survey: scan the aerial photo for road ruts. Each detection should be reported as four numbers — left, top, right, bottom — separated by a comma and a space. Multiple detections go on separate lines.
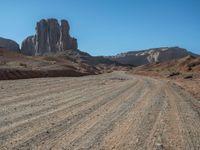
0, 71, 199, 150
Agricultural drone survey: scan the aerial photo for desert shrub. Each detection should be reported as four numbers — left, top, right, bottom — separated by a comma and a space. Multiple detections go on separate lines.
19, 63, 27, 68
184, 75, 193, 79
167, 72, 180, 77
188, 62, 200, 68
0, 60, 6, 65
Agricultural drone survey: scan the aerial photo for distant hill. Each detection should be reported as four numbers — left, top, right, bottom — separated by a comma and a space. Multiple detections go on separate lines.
107, 47, 198, 66
0, 37, 20, 52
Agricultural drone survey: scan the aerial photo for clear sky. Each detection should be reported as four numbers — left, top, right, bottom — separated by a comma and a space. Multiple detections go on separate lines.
0, 0, 200, 55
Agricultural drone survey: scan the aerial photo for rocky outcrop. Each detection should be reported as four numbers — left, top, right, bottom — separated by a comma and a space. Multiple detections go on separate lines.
107, 47, 193, 66
21, 36, 36, 55
0, 37, 20, 52
21, 18, 78, 56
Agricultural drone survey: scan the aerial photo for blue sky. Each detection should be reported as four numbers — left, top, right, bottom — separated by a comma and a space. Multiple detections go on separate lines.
0, 0, 200, 55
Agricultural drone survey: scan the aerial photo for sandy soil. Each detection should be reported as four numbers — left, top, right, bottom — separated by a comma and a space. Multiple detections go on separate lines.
0, 71, 199, 150
174, 79, 200, 101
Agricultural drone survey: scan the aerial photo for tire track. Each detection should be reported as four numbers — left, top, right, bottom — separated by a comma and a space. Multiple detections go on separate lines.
165, 85, 200, 149
99, 81, 165, 150
11, 81, 137, 149
0, 79, 118, 124
0, 79, 135, 148
0, 79, 96, 105
0, 78, 74, 99
63, 80, 149, 150
37, 80, 145, 149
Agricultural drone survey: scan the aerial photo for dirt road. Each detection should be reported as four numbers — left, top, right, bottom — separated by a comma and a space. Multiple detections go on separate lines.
0, 71, 199, 150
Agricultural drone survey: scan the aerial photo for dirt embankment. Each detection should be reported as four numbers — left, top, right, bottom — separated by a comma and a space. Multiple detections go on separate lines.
0, 68, 92, 80
0, 71, 199, 149
0, 48, 100, 80
130, 56, 200, 100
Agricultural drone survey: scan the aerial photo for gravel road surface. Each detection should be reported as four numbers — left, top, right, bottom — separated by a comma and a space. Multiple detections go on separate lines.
0, 71, 199, 150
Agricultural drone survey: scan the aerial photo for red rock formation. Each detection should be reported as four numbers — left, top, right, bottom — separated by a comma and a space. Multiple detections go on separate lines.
21, 18, 78, 56
0, 37, 20, 52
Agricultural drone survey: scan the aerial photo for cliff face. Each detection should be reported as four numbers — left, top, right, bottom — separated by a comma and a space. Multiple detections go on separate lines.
21, 36, 36, 55
0, 37, 20, 52
107, 47, 193, 66
21, 18, 78, 56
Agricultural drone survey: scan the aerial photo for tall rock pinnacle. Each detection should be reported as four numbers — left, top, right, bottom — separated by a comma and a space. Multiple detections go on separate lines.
21, 18, 78, 56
